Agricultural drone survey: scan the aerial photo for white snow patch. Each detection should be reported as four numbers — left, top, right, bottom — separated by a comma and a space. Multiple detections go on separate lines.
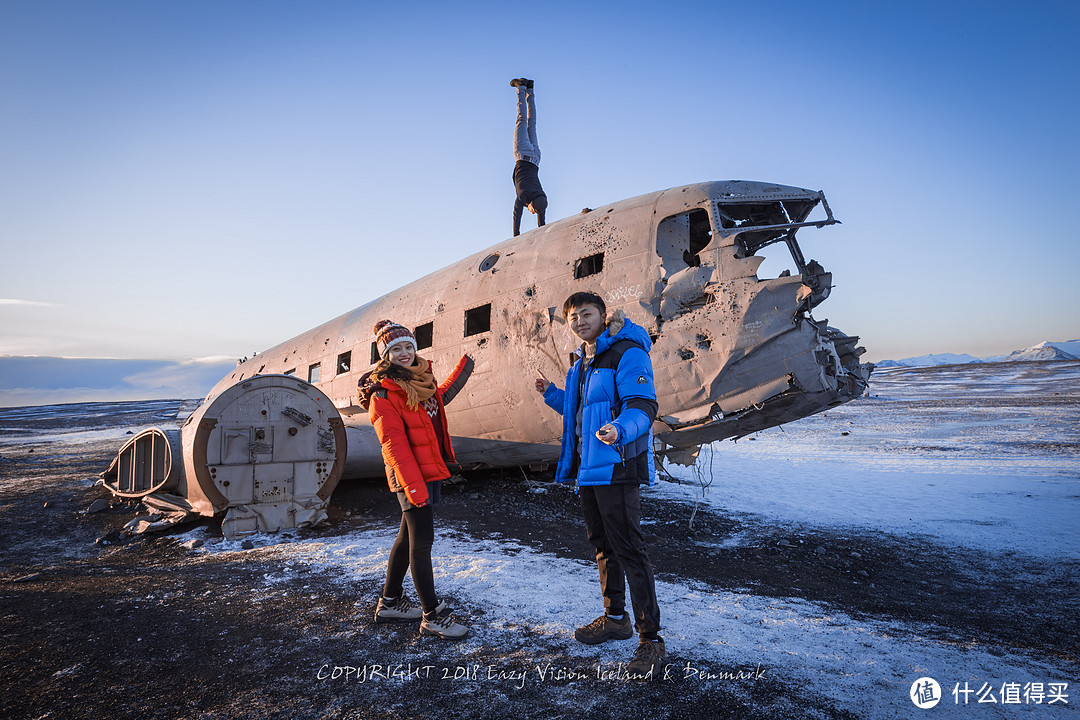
193, 526, 1071, 719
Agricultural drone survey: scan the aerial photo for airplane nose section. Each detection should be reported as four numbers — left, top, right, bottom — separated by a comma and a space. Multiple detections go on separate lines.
654, 316, 873, 463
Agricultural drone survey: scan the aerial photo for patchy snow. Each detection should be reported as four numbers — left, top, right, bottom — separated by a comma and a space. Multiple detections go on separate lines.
6, 361, 1077, 717
182, 522, 1071, 719
652, 363, 1080, 558
170, 361, 1080, 718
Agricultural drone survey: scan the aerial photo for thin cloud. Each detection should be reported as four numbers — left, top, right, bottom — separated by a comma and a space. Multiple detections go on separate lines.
0, 299, 59, 307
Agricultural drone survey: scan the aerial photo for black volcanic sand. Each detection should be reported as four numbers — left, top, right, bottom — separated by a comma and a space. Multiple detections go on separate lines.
1, 418, 1077, 719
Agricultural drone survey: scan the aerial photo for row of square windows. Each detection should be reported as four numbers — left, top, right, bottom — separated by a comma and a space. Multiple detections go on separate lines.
291, 302, 485, 384
249, 311, 461, 383
287, 251, 609, 384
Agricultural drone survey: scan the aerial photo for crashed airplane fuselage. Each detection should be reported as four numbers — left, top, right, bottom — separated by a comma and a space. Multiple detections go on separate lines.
218, 179, 870, 468
104, 180, 872, 536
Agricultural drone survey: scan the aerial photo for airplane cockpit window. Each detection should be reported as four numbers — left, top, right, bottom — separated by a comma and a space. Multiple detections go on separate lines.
414, 322, 433, 350
336, 352, 351, 375
464, 304, 491, 337
308, 363, 321, 384
722, 198, 821, 281
720, 199, 815, 256
574, 253, 604, 279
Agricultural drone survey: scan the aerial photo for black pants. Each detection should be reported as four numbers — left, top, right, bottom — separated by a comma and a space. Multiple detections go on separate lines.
579, 484, 661, 637
382, 503, 437, 612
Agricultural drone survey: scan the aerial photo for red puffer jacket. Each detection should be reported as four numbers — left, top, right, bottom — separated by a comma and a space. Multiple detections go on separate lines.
368, 356, 472, 507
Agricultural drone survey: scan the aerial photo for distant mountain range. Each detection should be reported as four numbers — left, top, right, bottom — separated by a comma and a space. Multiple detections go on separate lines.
877, 340, 1080, 368
3, 339, 1078, 407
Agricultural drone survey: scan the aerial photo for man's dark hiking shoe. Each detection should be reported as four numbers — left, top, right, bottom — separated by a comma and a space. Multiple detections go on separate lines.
574, 614, 632, 645
525, 78, 534, 88
626, 637, 667, 680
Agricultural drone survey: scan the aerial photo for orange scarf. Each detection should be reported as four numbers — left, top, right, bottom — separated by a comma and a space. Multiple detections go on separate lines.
394, 357, 437, 410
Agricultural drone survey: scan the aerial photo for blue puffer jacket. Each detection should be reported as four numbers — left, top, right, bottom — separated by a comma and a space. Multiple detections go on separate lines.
543, 311, 658, 486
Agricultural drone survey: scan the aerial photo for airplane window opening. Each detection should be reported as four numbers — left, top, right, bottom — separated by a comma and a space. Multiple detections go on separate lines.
737, 231, 806, 280
574, 253, 604, 279
686, 210, 712, 266
308, 363, 321, 384
721, 198, 825, 281
479, 253, 500, 272
370, 342, 380, 365
336, 352, 351, 375
284, 368, 296, 376
717, 201, 787, 230
415, 322, 433, 350
722, 198, 821, 254
656, 209, 712, 271
464, 304, 491, 337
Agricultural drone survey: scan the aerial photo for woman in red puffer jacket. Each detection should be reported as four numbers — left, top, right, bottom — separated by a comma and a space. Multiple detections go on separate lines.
357, 319, 472, 640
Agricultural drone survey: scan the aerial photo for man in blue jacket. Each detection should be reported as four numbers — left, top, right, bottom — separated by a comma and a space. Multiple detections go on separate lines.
534, 291, 666, 678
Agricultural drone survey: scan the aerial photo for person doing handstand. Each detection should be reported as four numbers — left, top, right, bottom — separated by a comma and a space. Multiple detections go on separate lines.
510, 78, 547, 236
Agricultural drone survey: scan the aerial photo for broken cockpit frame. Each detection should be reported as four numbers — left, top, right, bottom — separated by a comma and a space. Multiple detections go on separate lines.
648, 182, 870, 465
722, 190, 839, 310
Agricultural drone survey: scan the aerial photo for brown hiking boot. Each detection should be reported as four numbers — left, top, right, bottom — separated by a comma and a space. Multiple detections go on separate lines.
626, 637, 667, 680
574, 614, 633, 645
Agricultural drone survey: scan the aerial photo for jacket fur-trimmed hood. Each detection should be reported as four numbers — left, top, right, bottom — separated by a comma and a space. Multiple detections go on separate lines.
591, 308, 652, 356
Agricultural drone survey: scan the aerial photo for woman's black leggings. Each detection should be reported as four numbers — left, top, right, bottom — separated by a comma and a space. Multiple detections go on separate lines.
382, 504, 437, 612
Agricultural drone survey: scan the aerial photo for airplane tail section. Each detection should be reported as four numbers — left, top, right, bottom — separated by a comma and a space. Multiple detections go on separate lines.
101, 375, 345, 539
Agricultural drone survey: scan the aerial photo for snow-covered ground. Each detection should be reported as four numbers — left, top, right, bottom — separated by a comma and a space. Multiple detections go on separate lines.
656, 363, 1080, 559
163, 361, 1079, 719
181, 525, 1072, 719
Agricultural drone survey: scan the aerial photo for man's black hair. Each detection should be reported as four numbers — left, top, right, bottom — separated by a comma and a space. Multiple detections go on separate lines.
562, 292, 606, 318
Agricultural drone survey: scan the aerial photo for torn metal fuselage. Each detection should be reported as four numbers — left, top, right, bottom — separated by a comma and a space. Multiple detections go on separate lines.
645, 182, 871, 462
103, 180, 870, 537
210, 180, 871, 474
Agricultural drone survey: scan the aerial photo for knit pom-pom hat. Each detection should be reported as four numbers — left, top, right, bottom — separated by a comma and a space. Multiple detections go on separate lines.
373, 320, 415, 358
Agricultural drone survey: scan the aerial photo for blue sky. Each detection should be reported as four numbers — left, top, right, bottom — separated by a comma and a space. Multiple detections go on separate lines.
1, 0, 1078, 394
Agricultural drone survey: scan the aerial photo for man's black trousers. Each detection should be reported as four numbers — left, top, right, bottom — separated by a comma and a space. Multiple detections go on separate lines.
579, 483, 661, 637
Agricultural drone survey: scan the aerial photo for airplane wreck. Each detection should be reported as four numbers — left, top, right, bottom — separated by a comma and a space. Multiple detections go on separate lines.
103, 180, 872, 537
